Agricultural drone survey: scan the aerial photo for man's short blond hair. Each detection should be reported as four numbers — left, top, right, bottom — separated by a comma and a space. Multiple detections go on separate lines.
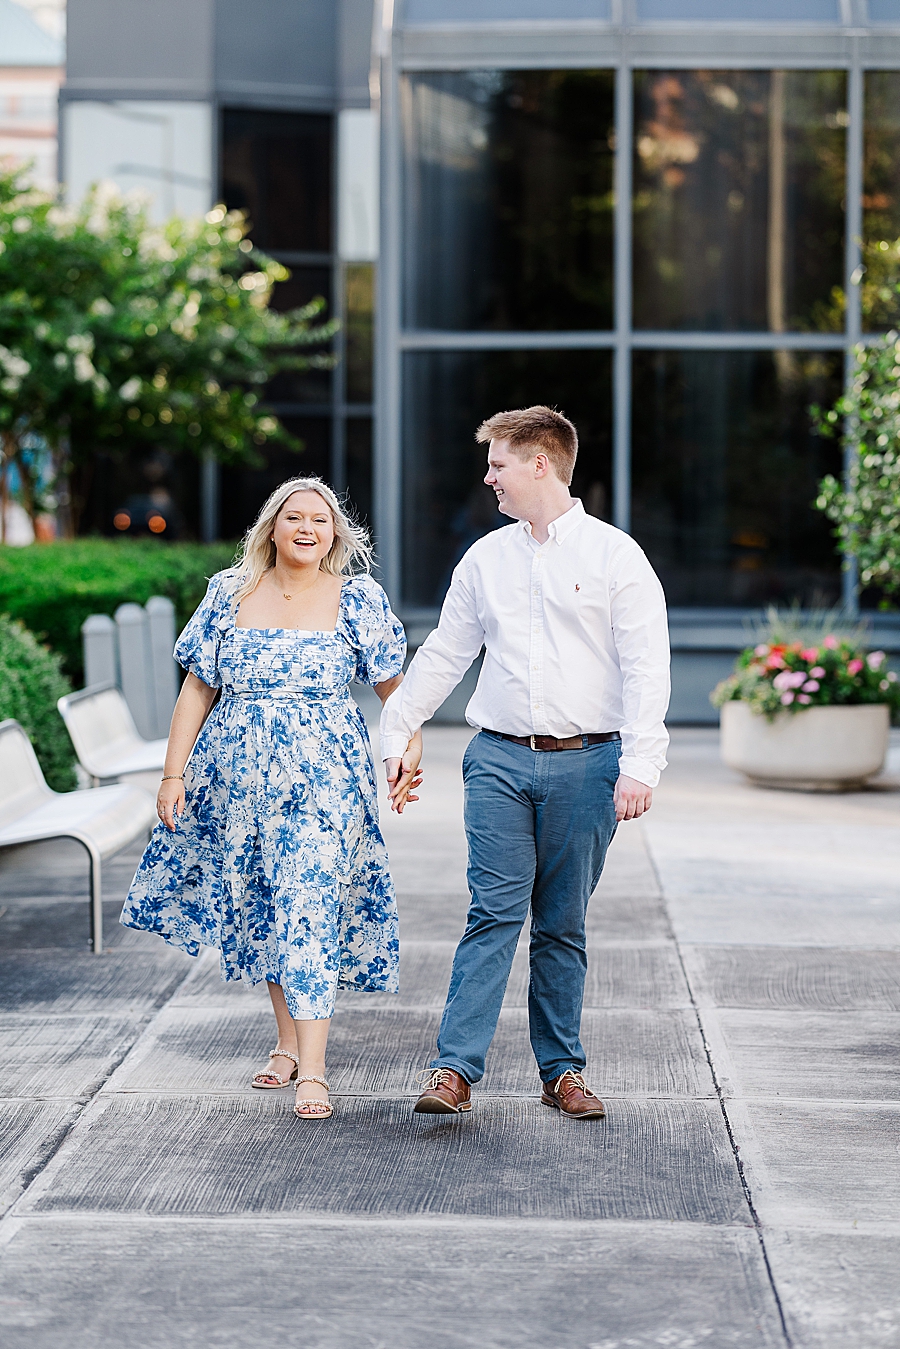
476, 406, 578, 486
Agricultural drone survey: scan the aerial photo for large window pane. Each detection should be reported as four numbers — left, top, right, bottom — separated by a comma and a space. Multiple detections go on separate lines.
221, 109, 332, 254
631, 351, 843, 606
633, 71, 846, 332
402, 71, 614, 331
219, 419, 330, 541
402, 351, 612, 606
863, 71, 900, 331
344, 263, 374, 403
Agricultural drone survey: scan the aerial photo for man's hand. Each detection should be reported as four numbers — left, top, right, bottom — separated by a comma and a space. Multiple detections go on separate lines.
385, 730, 424, 814
614, 774, 653, 822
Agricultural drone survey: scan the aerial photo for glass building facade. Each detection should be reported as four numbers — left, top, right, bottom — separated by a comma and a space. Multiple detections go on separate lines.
375, 2, 900, 638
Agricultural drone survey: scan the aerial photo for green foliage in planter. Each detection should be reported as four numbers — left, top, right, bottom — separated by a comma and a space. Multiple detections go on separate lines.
814, 332, 900, 602
0, 613, 75, 791
0, 538, 236, 683
712, 634, 900, 720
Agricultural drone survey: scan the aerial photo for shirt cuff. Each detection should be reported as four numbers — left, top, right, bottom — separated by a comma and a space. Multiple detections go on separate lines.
380, 733, 411, 761
617, 756, 661, 789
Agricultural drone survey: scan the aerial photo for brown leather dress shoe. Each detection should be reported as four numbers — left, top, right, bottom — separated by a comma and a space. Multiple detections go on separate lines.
540, 1069, 606, 1119
414, 1067, 472, 1115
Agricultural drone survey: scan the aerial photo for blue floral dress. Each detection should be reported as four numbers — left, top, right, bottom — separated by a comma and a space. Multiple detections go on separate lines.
120, 570, 406, 1019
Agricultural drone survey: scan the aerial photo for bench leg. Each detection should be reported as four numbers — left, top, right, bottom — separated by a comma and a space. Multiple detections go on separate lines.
86, 844, 103, 954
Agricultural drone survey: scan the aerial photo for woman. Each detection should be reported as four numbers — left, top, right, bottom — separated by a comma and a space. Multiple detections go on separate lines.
121, 476, 421, 1120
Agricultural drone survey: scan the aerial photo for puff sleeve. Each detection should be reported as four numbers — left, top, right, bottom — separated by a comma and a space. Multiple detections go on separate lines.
173, 571, 234, 688
344, 575, 406, 686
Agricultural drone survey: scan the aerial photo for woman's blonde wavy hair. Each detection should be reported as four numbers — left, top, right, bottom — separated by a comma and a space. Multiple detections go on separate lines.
232, 476, 372, 602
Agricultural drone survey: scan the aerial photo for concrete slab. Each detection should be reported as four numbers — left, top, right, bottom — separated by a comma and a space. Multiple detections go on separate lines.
0, 949, 191, 1015
102, 1005, 710, 1099
683, 945, 900, 1010
0, 1101, 79, 1215
0, 1217, 784, 1349
0, 899, 154, 951
24, 1095, 746, 1222
0, 1014, 143, 1099
0, 837, 144, 902
766, 1228, 900, 1348
708, 1010, 900, 1102
742, 1102, 900, 1225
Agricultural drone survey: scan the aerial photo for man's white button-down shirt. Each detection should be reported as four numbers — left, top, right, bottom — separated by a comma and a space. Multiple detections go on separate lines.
380, 500, 671, 788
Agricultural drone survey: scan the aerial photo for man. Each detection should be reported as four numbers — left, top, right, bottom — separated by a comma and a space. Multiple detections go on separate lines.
382, 406, 670, 1119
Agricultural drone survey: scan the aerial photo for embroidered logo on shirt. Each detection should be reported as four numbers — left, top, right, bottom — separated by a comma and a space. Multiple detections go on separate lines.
575, 584, 580, 591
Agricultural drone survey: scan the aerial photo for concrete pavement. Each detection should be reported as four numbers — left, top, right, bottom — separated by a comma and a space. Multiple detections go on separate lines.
0, 727, 898, 1347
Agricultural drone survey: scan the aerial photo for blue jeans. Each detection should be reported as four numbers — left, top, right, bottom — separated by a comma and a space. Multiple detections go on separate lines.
432, 731, 621, 1085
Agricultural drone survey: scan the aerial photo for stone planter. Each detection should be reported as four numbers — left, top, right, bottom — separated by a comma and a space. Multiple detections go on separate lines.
720, 700, 891, 791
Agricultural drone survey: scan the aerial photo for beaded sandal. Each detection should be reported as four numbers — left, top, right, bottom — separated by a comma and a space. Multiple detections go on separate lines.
294, 1075, 333, 1120
251, 1047, 299, 1090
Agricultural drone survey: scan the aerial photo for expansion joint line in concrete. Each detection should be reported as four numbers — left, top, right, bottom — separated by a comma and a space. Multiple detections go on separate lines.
642, 833, 795, 1349
0, 960, 200, 1241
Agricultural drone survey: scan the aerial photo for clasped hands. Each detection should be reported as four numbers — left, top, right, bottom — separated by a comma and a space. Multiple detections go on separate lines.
384, 730, 423, 814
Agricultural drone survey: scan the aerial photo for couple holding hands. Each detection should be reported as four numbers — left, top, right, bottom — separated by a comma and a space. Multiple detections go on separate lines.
122, 405, 670, 1123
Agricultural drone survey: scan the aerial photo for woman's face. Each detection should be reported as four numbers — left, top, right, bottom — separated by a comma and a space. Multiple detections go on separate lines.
271, 490, 335, 569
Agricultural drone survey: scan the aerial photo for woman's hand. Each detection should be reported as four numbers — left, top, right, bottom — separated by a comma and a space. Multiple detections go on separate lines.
387, 730, 423, 814
157, 777, 186, 832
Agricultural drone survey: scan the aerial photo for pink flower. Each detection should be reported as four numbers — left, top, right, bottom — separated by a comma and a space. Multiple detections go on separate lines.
847, 659, 864, 676
802, 679, 820, 692
798, 694, 811, 704
800, 647, 819, 662
754, 644, 769, 657
766, 654, 786, 670
824, 635, 838, 649
780, 691, 795, 705
867, 651, 886, 670
773, 670, 807, 690
809, 666, 825, 678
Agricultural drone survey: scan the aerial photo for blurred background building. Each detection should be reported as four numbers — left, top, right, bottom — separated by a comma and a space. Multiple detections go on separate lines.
7, 0, 900, 712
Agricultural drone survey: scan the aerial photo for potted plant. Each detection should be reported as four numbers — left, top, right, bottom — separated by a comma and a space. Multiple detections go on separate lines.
711, 629, 899, 791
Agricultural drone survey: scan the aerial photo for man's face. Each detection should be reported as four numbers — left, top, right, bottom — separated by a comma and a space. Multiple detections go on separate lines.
483, 438, 538, 519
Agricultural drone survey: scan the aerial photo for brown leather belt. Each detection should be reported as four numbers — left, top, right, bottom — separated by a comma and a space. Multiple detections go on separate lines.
486, 730, 621, 752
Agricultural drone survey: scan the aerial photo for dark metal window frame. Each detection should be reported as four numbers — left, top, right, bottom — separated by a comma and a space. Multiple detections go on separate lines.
375, 16, 900, 612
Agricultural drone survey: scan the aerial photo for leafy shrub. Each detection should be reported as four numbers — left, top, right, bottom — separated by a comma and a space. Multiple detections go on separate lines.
0, 614, 76, 790
814, 333, 900, 600
0, 539, 235, 683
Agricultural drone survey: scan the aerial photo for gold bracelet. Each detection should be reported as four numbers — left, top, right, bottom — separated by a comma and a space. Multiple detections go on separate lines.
161, 774, 184, 782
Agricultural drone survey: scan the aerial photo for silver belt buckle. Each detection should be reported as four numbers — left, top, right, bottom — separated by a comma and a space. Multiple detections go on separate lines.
530, 734, 537, 751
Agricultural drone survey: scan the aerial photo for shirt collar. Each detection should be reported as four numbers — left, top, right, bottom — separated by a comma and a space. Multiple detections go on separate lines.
520, 499, 585, 546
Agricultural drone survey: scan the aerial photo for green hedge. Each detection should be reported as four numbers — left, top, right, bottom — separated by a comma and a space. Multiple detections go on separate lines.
0, 539, 236, 684
0, 614, 76, 791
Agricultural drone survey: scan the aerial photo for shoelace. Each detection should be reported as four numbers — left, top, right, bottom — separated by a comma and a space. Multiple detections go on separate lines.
556, 1069, 596, 1097
418, 1067, 455, 1090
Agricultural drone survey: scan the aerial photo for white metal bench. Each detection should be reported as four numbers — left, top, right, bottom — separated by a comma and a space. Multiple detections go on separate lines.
57, 683, 168, 786
0, 719, 157, 953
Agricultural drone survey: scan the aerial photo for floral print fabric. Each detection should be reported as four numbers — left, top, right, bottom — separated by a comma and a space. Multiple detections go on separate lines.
120, 570, 406, 1018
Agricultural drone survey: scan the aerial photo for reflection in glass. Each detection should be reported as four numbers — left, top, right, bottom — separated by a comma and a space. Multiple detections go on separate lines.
402, 70, 614, 331
863, 72, 900, 331
344, 264, 374, 403
221, 109, 332, 254
266, 266, 333, 405
631, 351, 842, 607
219, 420, 331, 541
633, 70, 846, 331
346, 418, 372, 530
402, 351, 612, 606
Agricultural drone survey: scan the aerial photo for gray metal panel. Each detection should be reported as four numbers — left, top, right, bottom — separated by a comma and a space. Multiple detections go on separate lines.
404, 0, 611, 20
397, 29, 876, 65
213, 0, 336, 102
637, 0, 841, 18
339, 0, 376, 106
64, 0, 214, 92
